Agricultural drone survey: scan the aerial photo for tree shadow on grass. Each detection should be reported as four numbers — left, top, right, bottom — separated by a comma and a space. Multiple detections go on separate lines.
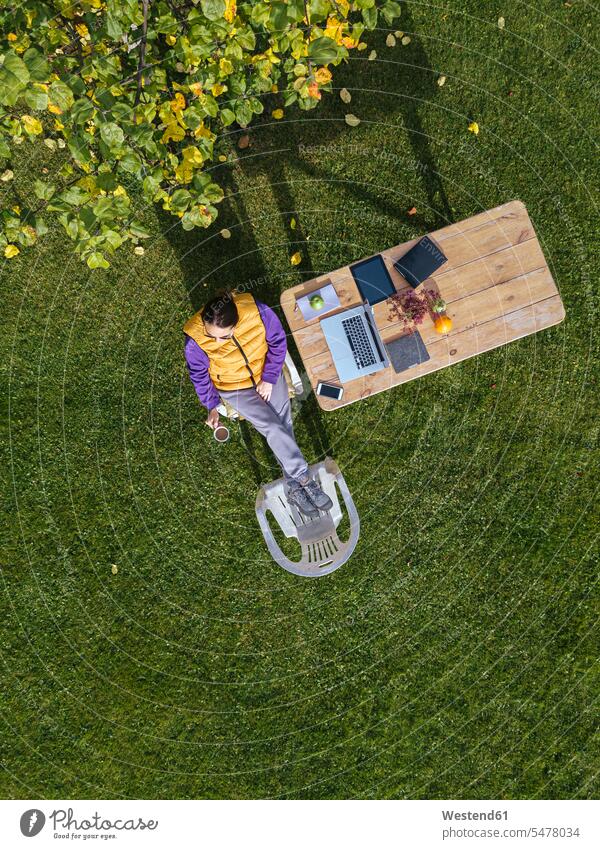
239, 1, 453, 235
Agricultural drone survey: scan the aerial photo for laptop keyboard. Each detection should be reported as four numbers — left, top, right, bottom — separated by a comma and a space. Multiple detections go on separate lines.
342, 315, 377, 369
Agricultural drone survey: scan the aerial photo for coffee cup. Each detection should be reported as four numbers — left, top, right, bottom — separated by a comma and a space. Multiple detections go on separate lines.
213, 425, 230, 443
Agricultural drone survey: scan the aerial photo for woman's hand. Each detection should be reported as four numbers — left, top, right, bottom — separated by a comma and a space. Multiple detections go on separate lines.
206, 408, 220, 429
256, 380, 273, 402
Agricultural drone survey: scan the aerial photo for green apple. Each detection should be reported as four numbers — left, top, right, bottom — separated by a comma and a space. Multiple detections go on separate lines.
309, 294, 325, 310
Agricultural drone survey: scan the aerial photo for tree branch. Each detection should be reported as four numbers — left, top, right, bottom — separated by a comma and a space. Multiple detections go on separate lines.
134, 0, 150, 107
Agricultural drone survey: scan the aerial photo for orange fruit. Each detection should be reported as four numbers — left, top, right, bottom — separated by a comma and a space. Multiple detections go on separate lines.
434, 314, 453, 334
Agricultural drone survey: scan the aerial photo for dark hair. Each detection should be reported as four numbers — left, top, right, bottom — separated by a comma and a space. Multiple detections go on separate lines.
201, 291, 238, 328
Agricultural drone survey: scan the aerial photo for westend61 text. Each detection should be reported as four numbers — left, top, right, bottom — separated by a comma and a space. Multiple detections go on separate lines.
441, 810, 508, 820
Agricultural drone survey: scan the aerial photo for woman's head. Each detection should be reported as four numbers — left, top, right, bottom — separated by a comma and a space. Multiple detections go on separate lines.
202, 292, 238, 341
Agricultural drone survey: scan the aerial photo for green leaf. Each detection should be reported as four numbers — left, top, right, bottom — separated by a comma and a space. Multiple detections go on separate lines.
97, 171, 118, 192
71, 98, 95, 125
22, 48, 49, 82
309, 0, 331, 22
24, 87, 48, 111
307, 37, 339, 64
93, 196, 118, 221
200, 0, 226, 21
269, 3, 289, 32
61, 185, 90, 206
381, 0, 402, 24
0, 136, 11, 160
105, 10, 125, 39
202, 182, 224, 203
101, 229, 123, 251
129, 220, 151, 239
170, 189, 192, 212
100, 122, 125, 149
118, 150, 143, 175
34, 179, 56, 201
234, 99, 253, 127
361, 6, 378, 29
87, 251, 110, 269
220, 108, 236, 126
49, 80, 74, 112
0, 51, 30, 106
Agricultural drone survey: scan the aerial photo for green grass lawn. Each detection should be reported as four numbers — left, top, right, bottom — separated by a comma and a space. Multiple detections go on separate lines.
1, 1, 599, 799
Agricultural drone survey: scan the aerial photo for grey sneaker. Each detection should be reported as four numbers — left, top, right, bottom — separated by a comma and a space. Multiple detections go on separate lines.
302, 478, 333, 512
286, 480, 319, 518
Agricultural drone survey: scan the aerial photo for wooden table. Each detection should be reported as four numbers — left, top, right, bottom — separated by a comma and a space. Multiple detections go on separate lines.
280, 200, 565, 411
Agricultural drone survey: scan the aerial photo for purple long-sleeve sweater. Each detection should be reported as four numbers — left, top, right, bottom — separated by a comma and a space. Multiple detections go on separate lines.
184, 300, 287, 411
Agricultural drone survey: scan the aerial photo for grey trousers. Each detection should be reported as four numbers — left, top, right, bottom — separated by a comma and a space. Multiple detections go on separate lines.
219, 371, 309, 483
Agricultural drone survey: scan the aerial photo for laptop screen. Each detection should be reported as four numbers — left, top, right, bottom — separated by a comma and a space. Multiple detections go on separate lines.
350, 254, 396, 305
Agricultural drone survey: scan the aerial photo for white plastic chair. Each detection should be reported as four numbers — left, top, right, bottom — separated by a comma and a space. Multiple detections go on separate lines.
217, 352, 304, 419
255, 457, 360, 577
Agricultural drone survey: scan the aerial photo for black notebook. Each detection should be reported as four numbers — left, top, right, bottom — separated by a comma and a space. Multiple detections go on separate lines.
384, 331, 430, 373
393, 236, 448, 289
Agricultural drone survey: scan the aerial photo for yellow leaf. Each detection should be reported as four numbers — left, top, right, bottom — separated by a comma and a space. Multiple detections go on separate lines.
22, 115, 43, 135
272, 108, 284, 119
220, 228, 232, 239
48, 103, 63, 115
182, 147, 204, 167
437, 75, 446, 87
189, 82, 203, 97
290, 217, 296, 229
219, 58, 234, 76
111, 564, 118, 574
194, 123, 215, 141
344, 113, 361, 127
7, 33, 17, 42
162, 119, 186, 143
211, 83, 226, 97
218, 154, 227, 161
4, 245, 20, 258
75, 23, 89, 38
0, 169, 14, 181
54, 119, 65, 131
468, 121, 479, 135
271, 84, 278, 93
386, 34, 396, 47
401, 35, 411, 45
170, 92, 186, 111
340, 87, 351, 103
113, 185, 127, 197
224, 0, 236, 23
357, 42, 367, 50
368, 50, 377, 61
498, 17, 505, 29
134, 246, 145, 256
315, 67, 332, 85
166, 34, 177, 46
12, 205, 21, 214
290, 251, 302, 266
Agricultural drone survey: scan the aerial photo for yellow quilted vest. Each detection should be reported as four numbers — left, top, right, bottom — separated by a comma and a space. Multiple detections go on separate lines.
183, 292, 268, 392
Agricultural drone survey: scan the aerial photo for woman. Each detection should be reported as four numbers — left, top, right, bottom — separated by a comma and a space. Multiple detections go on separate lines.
183, 289, 333, 517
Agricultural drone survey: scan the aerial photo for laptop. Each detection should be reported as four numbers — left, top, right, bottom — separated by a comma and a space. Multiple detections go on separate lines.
320, 301, 390, 383
393, 235, 448, 289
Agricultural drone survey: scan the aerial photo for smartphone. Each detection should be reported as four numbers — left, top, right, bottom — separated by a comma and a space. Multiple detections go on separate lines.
316, 381, 344, 401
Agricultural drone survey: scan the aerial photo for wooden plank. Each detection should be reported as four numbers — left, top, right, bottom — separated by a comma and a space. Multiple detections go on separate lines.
293, 263, 557, 360
307, 296, 566, 410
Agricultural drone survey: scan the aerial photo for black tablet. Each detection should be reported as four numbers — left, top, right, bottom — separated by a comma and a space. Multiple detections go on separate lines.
393, 236, 448, 289
350, 254, 396, 305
